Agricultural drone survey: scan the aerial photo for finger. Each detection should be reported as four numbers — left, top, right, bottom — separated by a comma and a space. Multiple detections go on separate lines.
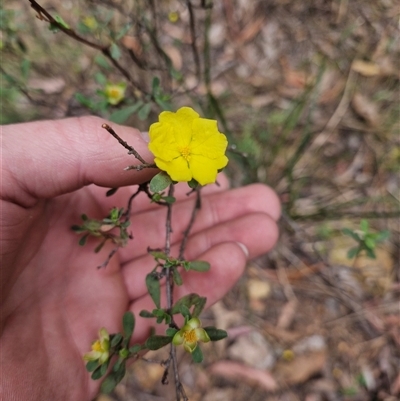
118, 183, 280, 262
2, 116, 155, 207
128, 242, 248, 341
122, 212, 279, 300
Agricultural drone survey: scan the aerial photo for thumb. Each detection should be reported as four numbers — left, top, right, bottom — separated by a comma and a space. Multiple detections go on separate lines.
2, 116, 156, 207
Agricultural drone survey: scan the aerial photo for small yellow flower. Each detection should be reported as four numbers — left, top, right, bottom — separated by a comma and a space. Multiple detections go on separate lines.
172, 317, 210, 353
104, 83, 126, 105
83, 328, 110, 364
148, 107, 228, 185
82, 16, 98, 30
168, 11, 179, 23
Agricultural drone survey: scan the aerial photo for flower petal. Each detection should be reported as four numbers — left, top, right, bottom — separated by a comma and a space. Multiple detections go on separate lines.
186, 317, 201, 329
172, 330, 185, 346
154, 156, 192, 182
189, 154, 228, 185
195, 328, 211, 343
183, 341, 198, 353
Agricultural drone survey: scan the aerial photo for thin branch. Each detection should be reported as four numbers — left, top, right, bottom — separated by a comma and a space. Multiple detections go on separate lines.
179, 188, 202, 260
186, 0, 201, 82
28, 0, 146, 94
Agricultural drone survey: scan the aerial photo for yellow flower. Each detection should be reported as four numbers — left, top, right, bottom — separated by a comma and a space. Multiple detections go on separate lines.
172, 317, 210, 353
83, 328, 110, 365
104, 83, 126, 105
148, 107, 228, 186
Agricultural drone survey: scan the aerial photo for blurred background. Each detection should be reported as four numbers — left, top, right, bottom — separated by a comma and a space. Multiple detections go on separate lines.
1, 1, 399, 400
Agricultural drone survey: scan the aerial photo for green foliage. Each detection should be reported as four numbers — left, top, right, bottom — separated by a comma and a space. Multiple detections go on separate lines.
72, 207, 131, 252
342, 220, 390, 259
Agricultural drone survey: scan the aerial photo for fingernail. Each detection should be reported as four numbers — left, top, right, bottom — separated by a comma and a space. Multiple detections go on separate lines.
140, 131, 149, 143
236, 242, 249, 258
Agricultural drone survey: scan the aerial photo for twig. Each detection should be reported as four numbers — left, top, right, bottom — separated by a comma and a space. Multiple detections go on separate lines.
179, 187, 202, 260
186, 0, 201, 82
101, 123, 151, 166
28, 0, 145, 95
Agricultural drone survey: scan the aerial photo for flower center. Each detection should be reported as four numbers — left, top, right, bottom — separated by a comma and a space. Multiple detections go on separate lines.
178, 146, 191, 161
92, 340, 103, 352
109, 89, 121, 99
183, 329, 197, 343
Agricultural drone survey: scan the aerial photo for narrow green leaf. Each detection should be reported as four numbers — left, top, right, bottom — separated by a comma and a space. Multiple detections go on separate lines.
145, 335, 172, 350
148, 250, 168, 260
342, 228, 360, 242
100, 362, 126, 393
188, 261, 210, 272
94, 72, 107, 85
94, 240, 106, 253
188, 179, 199, 189
138, 103, 152, 120
21, 59, 30, 81
376, 230, 390, 242
360, 219, 369, 233
122, 311, 135, 340
86, 360, 99, 372
71, 225, 84, 232
146, 273, 161, 308
171, 293, 200, 315
166, 328, 178, 337
91, 358, 110, 380
364, 237, 375, 250
191, 345, 203, 363
94, 54, 110, 69
110, 102, 144, 124
129, 344, 143, 354
81, 214, 88, 221
161, 196, 176, 204
204, 327, 228, 341
79, 234, 89, 246
149, 172, 173, 193
152, 76, 160, 92
110, 333, 123, 347
139, 310, 154, 318
192, 296, 207, 318
106, 188, 119, 197
180, 305, 191, 319
110, 43, 121, 60
347, 247, 359, 259
172, 267, 183, 286
366, 248, 376, 259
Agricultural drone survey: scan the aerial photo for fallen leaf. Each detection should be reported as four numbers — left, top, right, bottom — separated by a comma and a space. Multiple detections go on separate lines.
351, 92, 380, 127
352, 60, 381, 77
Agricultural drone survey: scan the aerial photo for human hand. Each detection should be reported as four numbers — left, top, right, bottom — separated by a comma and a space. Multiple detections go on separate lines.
1, 116, 280, 401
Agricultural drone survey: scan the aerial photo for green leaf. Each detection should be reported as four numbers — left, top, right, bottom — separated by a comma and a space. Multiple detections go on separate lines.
360, 219, 369, 233
138, 103, 152, 120
139, 310, 154, 318
172, 267, 183, 286
91, 358, 110, 380
106, 188, 119, 197
171, 293, 200, 315
148, 250, 168, 260
86, 360, 99, 372
145, 335, 172, 350
365, 248, 376, 259
129, 344, 143, 354
187, 261, 210, 272
146, 273, 161, 308
110, 43, 121, 60
192, 296, 207, 318
166, 328, 178, 337
180, 305, 191, 319
364, 237, 376, 250
161, 196, 176, 204
122, 311, 135, 342
100, 362, 126, 393
94, 72, 107, 85
154, 96, 172, 111
116, 23, 132, 40
110, 333, 123, 347
150, 172, 173, 193
191, 345, 203, 363
110, 102, 144, 124
71, 225, 85, 232
94, 54, 110, 69
152, 76, 160, 93
188, 179, 199, 189
79, 234, 89, 246
204, 327, 228, 341
375, 230, 390, 242
347, 247, 359, 259
342, 228, 360, 242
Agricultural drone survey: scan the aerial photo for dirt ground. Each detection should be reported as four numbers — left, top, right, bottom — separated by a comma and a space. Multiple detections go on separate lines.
2, 1, 399, 400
